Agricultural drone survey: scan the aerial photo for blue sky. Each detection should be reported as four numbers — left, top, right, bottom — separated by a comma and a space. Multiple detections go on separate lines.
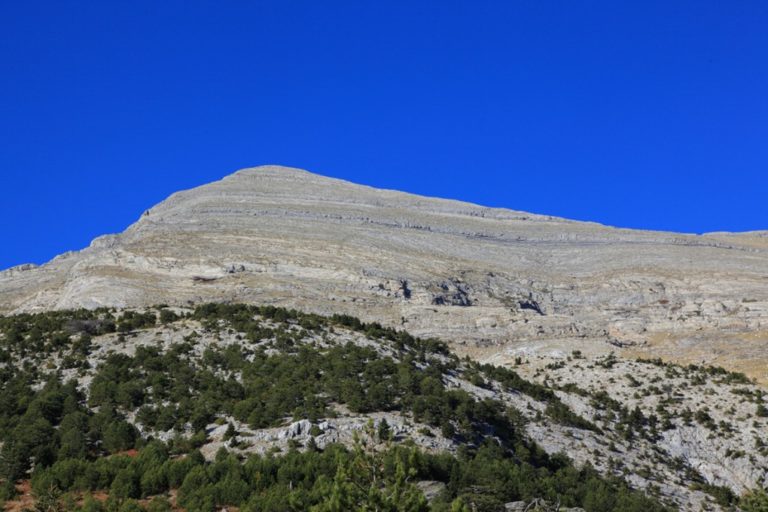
1, 1, 767, 270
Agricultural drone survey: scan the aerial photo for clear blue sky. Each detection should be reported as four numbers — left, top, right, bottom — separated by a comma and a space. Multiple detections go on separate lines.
2, 1, 767, 270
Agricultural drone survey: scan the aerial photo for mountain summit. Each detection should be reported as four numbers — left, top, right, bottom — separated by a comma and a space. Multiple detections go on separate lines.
2, 165, 767, 379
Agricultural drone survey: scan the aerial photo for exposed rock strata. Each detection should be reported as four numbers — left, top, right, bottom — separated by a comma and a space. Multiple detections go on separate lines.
2, 165, 767, 380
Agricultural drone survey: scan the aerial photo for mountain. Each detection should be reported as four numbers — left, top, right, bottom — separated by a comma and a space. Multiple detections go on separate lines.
2, 165, 767, 381
3, 166, 768, 511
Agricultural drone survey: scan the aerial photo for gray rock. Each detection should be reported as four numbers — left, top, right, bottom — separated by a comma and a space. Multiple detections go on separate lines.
3, 166, 766, 383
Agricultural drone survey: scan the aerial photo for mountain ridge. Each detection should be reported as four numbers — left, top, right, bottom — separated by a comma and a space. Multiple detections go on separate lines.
3, 165, 765, 274
2, 165, 767, 382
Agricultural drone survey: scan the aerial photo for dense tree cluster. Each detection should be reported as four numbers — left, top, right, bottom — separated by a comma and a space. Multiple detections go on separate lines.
13, 432, 668, 512
0, 375, 139, 497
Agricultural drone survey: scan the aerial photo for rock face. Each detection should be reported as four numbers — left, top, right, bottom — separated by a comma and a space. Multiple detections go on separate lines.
2, 165, 768, 379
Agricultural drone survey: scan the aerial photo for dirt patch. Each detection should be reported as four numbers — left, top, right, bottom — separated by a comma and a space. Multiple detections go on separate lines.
4, 481, 33, 512
626, 330, 768, 385
2, 480, 185, 512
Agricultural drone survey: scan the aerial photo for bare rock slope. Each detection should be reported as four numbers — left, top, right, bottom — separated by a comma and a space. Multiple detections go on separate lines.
2, 165, 767, 379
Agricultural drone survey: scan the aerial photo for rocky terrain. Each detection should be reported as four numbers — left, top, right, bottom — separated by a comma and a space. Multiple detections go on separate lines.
2, 165, 767, 382
0, 305, 676, 511
3, 305, 767, 510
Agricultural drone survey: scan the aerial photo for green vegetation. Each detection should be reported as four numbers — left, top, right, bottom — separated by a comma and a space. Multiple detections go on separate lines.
636, 357, 755, 386
22, 435, 668, 512
740, 489, 768, 512
0, 304, 688, 511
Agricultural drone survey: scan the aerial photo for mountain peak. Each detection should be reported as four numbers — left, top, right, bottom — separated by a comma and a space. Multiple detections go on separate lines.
228, 164, 328, 180
1, 166, 767, 386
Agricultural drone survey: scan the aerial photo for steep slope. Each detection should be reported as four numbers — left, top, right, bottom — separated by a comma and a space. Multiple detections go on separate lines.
2, 165, 768, 380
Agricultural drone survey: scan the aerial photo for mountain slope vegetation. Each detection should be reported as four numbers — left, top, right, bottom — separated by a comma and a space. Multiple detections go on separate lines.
0, 304, 766, 511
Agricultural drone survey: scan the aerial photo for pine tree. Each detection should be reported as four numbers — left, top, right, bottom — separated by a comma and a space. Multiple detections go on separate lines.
378, 418, 391, 443
110, 468, 140, 502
